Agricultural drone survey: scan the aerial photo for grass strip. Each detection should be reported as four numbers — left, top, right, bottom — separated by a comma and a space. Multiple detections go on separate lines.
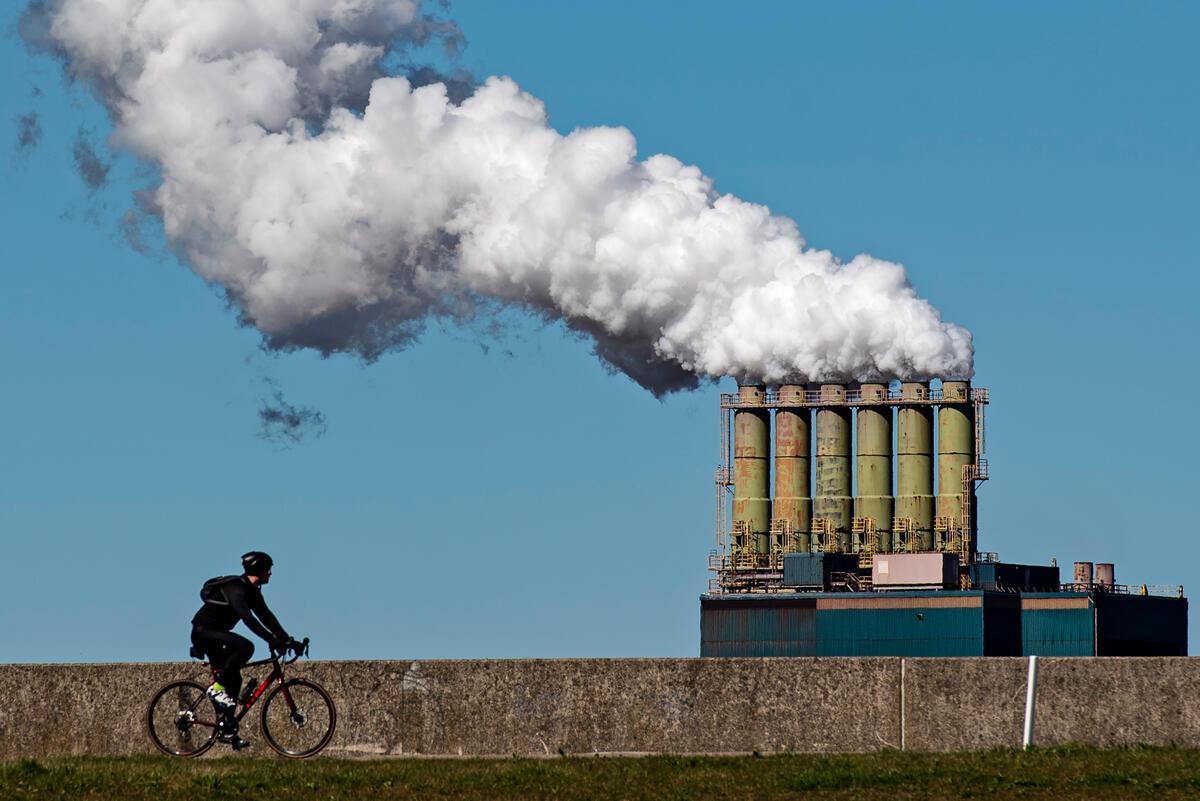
2, 745, 1199, 800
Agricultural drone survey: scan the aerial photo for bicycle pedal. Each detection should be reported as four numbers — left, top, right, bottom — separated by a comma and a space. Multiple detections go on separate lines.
218, 734, 252, 750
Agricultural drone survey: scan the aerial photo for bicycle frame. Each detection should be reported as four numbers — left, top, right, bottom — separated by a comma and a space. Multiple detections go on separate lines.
217, 656, 283, 722
204, 640, 308, 722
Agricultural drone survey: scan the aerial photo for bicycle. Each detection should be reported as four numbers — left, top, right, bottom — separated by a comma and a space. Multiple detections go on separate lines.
146, 637, 336, 758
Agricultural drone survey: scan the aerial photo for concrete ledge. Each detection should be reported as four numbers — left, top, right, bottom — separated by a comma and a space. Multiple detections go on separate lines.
1, 658, 1197, 759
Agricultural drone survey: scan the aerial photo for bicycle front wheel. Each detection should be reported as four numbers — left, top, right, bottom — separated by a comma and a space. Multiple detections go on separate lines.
147, 680, 218, 757
260, 679, 336, 757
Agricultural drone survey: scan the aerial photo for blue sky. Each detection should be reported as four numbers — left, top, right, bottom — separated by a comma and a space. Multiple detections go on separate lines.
2, 0, 1198, 663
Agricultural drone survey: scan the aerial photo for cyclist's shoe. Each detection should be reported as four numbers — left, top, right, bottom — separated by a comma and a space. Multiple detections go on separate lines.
218, 733, 252, 750
238, 683, 256, 706
206, 683, 236, 711
216, 713, 238, 736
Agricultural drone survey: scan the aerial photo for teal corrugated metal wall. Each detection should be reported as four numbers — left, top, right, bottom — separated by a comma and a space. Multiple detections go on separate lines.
701, 592, 1185, 657
1021, 600, 1094, 655
700, 599, 816, 656
700, 595, 986, 656
748, 606, 816, 656
817, 607, 983, 656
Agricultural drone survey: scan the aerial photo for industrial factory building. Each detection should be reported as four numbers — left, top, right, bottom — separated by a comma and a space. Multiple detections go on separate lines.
701, 380, 1187, 656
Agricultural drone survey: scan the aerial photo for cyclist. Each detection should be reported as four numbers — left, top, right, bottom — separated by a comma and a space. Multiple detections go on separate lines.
191, 551, 297, 749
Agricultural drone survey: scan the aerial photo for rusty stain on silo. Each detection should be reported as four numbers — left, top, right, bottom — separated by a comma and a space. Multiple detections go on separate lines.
773, 383, 812, 553
732, 384, 771, 553
814, 383, 852, 552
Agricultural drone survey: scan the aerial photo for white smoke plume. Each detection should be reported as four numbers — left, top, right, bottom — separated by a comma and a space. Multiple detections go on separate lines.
23, 0, 973, 395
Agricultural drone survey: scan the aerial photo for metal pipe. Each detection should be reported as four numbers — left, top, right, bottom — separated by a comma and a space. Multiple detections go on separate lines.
937, 380, 975, 553
855, 382, 893, 552
1023, 655, 1039, 750
773, 384, 812, 553
896, 381, 934, 550
732, 384, 771, 553
814, 383, 852, 551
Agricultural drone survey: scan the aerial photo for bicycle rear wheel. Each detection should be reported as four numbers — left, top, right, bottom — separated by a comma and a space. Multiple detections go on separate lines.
260, 679, 336, 757
147, 680, 218, 757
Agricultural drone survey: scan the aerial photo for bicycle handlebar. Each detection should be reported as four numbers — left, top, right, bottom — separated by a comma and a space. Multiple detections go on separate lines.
272, 636, 310, 664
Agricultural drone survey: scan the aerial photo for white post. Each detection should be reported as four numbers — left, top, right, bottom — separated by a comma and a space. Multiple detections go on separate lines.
1022, 655, 1039, 749
899, 658, 906, 750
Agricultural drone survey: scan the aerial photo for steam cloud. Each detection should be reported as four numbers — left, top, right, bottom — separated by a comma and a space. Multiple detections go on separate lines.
24, 0, 972, 394
258, 383, 328, 448
71, 127, 111, 192
15, 111, 42, 155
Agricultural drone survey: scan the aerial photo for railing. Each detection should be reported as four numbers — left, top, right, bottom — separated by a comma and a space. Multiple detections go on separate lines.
974, 396, 987, 456
891, 517, 916, 553
714, 468, 732, 552
811, 519, 836, 553
721, 386, 988, 409
850, 517, 879, 574
934, 515, 967, 557
829, 571, 863, 592
1059, 582, 1184, 598
770, 518, 798, 554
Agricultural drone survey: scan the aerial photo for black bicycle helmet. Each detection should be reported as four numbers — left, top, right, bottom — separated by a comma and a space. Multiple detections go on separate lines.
241, 551, 274, 577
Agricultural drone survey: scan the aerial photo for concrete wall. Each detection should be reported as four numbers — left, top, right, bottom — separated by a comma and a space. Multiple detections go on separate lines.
2, 657, 1199, 760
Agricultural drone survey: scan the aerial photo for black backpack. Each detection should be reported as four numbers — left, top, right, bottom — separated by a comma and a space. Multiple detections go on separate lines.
199, 574, 241, 605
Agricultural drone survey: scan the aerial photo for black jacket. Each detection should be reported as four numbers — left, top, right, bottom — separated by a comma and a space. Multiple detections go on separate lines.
191, 575, 288, 643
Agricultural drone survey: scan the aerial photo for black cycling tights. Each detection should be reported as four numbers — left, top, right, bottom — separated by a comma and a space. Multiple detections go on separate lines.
191, 626, 255, 699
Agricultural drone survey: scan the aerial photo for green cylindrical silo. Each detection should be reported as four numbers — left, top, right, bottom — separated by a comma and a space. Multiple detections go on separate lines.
937, 380, 976, 554
773, 384, 812, 553
855, 382, 893, 552
732, 384, 771, 553
896, 381, 934, 551
813, 383, 852, 552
